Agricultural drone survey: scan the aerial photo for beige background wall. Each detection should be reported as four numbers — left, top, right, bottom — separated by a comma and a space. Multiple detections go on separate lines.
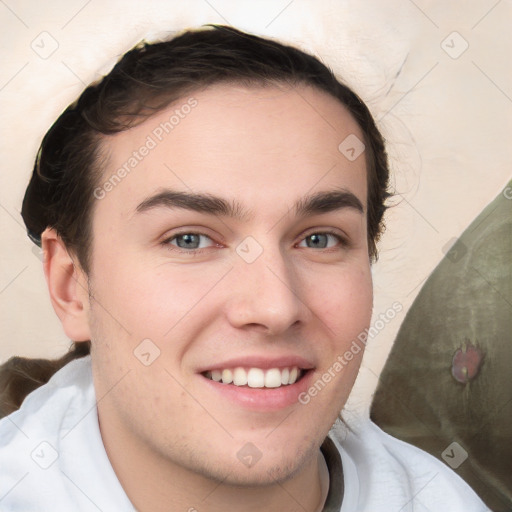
1, 0, 510, 417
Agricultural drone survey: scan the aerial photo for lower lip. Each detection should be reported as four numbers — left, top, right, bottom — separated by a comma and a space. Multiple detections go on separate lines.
200, 370, 314, 411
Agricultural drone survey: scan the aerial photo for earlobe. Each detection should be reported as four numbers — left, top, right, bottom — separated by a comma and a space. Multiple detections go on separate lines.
41, 228, 91, 342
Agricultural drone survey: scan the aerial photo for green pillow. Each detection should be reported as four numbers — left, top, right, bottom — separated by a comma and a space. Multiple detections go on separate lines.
371, 181, 512, 511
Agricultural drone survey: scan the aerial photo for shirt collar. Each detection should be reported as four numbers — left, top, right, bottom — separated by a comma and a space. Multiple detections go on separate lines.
320, 436, 344, 511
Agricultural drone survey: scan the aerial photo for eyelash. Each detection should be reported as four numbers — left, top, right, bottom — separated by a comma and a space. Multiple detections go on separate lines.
161, 229, 349, 255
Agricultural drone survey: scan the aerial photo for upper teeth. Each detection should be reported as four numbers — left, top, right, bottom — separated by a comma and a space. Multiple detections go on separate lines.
206, 367, 301, 388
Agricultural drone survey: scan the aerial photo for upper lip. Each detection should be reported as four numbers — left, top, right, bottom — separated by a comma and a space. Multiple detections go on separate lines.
197, 355, 316, 373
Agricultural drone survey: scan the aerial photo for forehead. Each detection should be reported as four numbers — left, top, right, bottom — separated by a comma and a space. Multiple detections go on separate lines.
94, 83, 367, 222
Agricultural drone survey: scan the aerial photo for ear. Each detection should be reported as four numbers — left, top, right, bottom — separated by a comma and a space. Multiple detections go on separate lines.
41, 228, 91, 342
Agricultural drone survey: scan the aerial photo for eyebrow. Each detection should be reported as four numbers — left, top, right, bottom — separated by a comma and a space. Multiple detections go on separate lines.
134, 188, 364, 220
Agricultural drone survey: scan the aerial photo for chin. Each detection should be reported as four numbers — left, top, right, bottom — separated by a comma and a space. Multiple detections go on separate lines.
209, 460, 306, 488
193, 437, 317, 488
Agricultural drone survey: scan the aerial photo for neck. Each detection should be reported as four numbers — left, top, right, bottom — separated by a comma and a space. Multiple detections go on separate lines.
98, 411, 329, 512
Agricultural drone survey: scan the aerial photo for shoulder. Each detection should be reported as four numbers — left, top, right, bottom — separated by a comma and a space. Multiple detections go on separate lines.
0, 355, 94, 436
0, 356, 95, 510
0, 354, 93, 434
329, 418, 490, 512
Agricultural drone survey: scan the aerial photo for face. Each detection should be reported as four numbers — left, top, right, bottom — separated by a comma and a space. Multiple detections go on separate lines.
83, 83, 372, 486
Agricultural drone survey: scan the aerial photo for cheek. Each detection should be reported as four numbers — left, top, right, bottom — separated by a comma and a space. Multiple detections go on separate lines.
308, 265, 373, 340
88, 254, 230, 356
124, 264, 230, 324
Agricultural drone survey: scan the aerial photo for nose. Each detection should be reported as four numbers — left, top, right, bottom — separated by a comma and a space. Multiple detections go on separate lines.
224, 245, 311, 335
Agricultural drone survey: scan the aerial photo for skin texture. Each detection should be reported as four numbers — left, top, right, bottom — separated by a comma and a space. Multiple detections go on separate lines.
42, 83, 373, 512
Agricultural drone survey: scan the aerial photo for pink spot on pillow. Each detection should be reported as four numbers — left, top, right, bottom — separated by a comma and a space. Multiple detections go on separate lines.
451, 342, 484, 384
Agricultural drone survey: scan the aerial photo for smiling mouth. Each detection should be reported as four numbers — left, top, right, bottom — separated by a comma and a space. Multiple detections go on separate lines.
202, 366, 306, 389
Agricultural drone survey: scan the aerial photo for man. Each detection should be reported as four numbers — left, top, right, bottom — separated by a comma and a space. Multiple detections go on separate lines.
0, 25, 487, 511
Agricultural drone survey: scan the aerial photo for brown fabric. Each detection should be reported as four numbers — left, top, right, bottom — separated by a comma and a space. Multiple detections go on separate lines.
371, 181, 512, 511
0, 342, 90, 418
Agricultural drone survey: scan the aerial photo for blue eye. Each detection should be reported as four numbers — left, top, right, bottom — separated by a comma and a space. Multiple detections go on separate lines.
298, 232, 345, 249
167, 233, 214, 250
162, 230, 347, 254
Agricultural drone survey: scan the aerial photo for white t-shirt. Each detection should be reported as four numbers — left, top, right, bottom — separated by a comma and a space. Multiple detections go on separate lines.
0, 356, 489, 511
